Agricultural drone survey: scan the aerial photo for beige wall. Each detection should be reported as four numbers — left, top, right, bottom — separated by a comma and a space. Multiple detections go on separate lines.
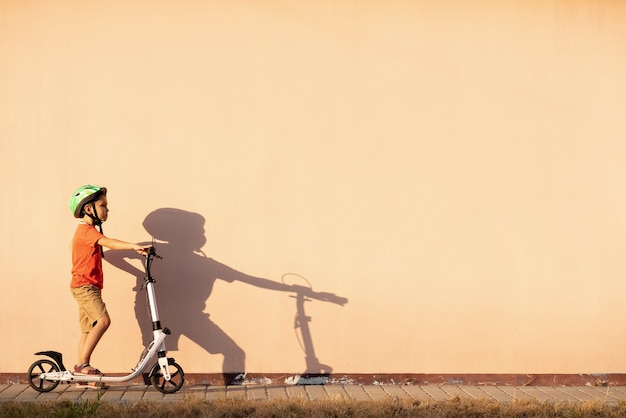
1, 1, 626, 376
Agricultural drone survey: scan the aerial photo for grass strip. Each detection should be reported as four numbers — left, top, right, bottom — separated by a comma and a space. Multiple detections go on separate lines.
2, 396, 626, 417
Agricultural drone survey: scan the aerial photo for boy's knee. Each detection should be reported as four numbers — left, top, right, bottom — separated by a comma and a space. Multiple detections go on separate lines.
95, 315, 111, 329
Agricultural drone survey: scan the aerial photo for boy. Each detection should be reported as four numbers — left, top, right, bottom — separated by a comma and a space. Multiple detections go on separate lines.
69, 184, 150, 376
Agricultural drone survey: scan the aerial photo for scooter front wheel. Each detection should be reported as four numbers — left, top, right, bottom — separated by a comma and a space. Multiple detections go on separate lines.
149, 361, 185, 393
28, 359, 60, 392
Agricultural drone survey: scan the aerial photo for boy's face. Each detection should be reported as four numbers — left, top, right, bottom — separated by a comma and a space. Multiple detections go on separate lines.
87, 195, 109, 222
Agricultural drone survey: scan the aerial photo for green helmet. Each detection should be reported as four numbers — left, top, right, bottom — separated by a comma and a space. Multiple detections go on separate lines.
69, 184, 107, 218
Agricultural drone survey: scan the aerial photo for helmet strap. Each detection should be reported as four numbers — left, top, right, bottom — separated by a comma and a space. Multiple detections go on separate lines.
86, 203, 105, 258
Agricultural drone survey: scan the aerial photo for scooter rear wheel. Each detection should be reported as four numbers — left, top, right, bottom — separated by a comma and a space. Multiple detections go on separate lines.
28, 359, 60, 392
149, 361, 185, 393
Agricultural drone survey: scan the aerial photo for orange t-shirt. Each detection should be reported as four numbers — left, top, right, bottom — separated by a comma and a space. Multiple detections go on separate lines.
71, 223, 105, 289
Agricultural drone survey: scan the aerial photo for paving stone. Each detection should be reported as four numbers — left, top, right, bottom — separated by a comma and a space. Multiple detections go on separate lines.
440, 385, 471, 399
36, 388, 63, 402
324, 385, 349, 400
97, 387, 126, 402
362, 385, 390, 401
246, 386, 268, 400
476, 385, 515, 402
182, 385, 208, 401
121, 387, 146, 402
225, 386, 246, 400
13, 386, 40, 402
161, 392, 188, 403
515, 386, 557, 402
143, 390, 165, 402
381, 385, 412, 400
80, 388, 107, 401
401, 385, 437, 402
419, 386, 452, 401
0, 384, 28, 399
266, 385, 290, 400
583, 386, 626, 403
285, 385, 310, 400
341, 385, 371, 401
605, 386, 626, 401
557, 386, 603, 402
457, 385, 494, 399
538, 386, 579, 402
304, 385, 327, 400
498, 385, 535, 401
58, 385, 87, 401
205, 387, 227, 401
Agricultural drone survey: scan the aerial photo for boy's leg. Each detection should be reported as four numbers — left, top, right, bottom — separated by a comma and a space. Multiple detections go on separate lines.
71, 286, 110, 374
77, 314, 111, 372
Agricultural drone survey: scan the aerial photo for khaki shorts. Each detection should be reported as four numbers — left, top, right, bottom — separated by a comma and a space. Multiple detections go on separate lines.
71, 285, 108, 333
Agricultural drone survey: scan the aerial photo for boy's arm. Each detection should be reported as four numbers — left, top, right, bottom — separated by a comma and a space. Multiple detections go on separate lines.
98, 237, 150, 255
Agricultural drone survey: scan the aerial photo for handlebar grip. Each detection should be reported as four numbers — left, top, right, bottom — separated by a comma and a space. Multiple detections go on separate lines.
147, 246, 162, 259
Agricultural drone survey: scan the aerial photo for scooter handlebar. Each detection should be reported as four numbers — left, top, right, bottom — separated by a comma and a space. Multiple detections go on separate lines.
147, 246, 162, 259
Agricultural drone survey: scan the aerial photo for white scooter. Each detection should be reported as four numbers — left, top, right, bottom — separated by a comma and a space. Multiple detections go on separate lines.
28, 246, 185, 393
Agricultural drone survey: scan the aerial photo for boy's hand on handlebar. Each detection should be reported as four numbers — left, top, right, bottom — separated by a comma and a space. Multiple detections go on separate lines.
134, 245, 152, 256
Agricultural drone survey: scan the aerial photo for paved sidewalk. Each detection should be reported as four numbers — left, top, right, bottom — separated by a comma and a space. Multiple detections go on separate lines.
1, 383, 626, 404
